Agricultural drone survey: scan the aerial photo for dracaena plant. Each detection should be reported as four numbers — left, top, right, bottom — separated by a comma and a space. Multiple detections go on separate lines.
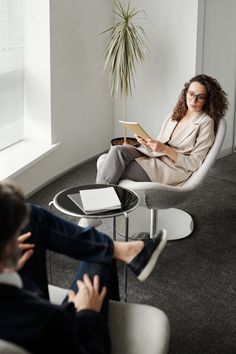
101, 0, 149, 141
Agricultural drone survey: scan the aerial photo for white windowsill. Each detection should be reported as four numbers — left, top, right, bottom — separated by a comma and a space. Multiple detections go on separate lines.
0, 140, 61, 180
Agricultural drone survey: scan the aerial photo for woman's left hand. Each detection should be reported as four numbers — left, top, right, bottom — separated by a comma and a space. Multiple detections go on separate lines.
147, 139, 179, 162
135, 135, 165, 152
145, 139, 166, 153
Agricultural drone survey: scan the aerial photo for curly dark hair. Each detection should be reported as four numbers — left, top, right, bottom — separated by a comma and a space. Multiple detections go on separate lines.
171, 74, 229, 130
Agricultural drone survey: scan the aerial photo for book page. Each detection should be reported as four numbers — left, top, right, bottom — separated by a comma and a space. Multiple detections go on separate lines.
68, 193, 84, 211
135, 145, 165, 158
119, 120, 151, 140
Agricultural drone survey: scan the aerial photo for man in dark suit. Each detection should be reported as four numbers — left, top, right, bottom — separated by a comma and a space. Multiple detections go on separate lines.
0, 180, 167, 353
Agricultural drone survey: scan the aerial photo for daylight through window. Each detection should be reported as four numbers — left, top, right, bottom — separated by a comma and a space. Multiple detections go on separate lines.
0, 0, 24, 150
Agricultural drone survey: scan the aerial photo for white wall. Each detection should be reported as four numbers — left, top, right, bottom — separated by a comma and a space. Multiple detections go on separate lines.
115, 0, 199, 138
50, 0, 114, 161
198, 0, 236, 155
14, 0, 114, 195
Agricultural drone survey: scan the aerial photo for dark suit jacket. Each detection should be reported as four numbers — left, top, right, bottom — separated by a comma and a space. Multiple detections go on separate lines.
0, 284, 110, 354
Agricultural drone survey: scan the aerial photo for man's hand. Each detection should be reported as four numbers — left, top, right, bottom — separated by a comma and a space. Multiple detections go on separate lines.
16, 232, 35, 271
67, 274, 107, 313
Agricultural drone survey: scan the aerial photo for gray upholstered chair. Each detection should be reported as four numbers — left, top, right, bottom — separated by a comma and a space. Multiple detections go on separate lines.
0, 340, 30, 354
49, 285, 170, 354
0, 285, 170, 354
97, 118, 226, 240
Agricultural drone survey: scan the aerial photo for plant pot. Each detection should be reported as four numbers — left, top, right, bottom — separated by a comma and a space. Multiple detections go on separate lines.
111, 137, 140, 147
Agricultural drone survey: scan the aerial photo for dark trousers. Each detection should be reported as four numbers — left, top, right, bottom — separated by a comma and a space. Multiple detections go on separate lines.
19, 204, 120, 318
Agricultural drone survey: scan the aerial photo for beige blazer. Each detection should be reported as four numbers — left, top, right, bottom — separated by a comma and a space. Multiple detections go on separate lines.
136, 111, 215, 186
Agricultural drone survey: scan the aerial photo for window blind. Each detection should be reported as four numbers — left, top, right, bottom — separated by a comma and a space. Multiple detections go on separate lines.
0, 0, 24, 150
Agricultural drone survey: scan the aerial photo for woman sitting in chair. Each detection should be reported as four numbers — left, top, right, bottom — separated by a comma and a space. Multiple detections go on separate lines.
79, 74, 228, 227
97, 74, 228, 186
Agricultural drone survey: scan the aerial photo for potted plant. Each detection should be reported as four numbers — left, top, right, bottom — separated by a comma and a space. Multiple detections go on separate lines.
101, 0, 149, 146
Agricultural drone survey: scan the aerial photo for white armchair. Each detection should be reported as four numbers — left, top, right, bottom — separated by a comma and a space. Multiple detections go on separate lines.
97, 118, 226, 240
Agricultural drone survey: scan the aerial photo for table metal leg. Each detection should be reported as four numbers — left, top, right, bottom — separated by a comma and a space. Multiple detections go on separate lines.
150, 209, 157, 239
48, 201, 54, 283
113, 216, 116, 241
124, 212, 129, 302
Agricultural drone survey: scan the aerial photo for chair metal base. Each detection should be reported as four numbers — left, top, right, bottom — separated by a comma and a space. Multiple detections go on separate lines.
116, 207, 194, 241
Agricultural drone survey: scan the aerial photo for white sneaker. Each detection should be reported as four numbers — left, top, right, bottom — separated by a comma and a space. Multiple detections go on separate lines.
78, 217, 102, 228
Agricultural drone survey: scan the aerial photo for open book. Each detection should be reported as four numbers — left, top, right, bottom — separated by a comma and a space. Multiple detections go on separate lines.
119, 120, 151, 140
68, 187, 121, 214
119, 120, 165, 158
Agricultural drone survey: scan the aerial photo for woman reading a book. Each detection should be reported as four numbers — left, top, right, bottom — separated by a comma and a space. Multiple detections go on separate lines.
97, 74, 228, 184
79, 74, 228, 228
79, 75, 228, 227
80, 75, 228, 230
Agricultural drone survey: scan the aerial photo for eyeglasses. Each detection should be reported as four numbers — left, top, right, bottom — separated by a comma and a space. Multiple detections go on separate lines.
186, 90, 207, 103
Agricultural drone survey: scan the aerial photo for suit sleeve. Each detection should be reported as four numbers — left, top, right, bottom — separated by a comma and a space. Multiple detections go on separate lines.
174, 118, 215, 172
76, 309, 110, 354
43, 303, 110, 354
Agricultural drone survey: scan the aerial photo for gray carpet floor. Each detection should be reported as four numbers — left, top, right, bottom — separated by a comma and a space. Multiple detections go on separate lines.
27, 153, 236, 354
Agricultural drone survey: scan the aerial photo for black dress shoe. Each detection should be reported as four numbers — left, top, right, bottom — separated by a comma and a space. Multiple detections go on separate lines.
128, 229, 167, 281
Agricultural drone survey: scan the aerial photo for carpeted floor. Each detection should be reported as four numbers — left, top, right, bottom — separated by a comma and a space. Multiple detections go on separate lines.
27, 153, 236, 354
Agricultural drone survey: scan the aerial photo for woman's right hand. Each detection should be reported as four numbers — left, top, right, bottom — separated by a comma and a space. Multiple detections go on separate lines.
134, 134, 148, 146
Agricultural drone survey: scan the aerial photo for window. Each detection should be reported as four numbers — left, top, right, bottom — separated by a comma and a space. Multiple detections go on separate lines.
0, 0, 24, 150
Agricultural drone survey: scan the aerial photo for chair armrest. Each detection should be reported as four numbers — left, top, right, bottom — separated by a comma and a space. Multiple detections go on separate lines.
109, 300, 170, 354
119, 179, 190, 209
0, 339, 30, 354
